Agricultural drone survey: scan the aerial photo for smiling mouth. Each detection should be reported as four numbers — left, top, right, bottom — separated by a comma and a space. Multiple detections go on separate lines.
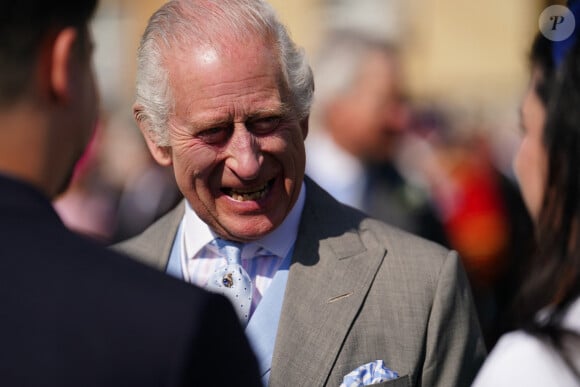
222, 179, 274, 202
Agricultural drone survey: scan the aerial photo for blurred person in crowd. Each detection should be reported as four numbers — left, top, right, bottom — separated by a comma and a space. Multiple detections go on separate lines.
116, 1, 485, 386
473, 5, 580, 385
0, 1, 261, 386
112, 155, 182, 242
403, 107, 535, 350
54, 118, 182, 244
99, 115, 183, 242
306, 30, 448, 246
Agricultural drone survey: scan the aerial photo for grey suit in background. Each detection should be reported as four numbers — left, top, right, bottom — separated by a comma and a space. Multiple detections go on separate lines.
116, 177, 486, 386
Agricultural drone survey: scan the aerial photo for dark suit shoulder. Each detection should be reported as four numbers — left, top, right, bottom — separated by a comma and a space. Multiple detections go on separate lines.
189, 293, 262, 386
0, 213, 262, 386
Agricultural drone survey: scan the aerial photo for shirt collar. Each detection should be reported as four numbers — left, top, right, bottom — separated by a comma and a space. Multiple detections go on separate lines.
183, 182, 306, 260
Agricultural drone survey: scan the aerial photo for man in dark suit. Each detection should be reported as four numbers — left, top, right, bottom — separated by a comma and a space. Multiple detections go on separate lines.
0, 2, 261, 386
117, 0, 486, 385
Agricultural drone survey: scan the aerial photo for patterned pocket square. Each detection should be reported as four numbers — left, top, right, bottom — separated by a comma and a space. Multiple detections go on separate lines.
340, 360, 399, 387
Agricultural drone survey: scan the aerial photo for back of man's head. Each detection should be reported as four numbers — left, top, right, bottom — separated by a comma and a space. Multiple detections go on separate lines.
0, 1, 98, 106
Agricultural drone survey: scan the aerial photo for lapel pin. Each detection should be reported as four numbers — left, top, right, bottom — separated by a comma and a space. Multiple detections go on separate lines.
222, 272, 234, 288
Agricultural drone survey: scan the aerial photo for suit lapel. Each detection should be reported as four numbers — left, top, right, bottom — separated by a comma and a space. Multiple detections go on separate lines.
151, 202, 184, 270
115, 201, 185, 271
269, 179, 386, 386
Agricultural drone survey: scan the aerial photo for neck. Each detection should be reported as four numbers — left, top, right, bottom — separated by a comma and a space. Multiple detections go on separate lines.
0, 102, 57, 197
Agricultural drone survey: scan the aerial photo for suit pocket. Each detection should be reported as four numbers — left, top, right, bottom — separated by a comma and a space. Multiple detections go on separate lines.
368, 374, 410, 387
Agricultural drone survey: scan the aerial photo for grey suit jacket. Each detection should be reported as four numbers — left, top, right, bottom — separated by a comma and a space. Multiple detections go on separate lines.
115, 177, 486, 386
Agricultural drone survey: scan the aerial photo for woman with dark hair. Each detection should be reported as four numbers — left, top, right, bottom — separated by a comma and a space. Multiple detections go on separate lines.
473, 6, 580, 386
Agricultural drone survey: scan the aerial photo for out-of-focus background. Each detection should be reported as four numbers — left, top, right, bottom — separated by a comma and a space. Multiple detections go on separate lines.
53, 0, 561, 349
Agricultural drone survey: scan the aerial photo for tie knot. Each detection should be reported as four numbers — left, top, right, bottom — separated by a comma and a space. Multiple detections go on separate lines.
212, 238, 243, 264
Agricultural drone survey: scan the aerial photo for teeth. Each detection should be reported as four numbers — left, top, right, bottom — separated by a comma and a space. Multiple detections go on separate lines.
231, 182, 268, 194
229, 182, 270, 201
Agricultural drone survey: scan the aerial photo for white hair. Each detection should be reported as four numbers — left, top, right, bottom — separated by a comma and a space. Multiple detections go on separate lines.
134, 0, 314, 146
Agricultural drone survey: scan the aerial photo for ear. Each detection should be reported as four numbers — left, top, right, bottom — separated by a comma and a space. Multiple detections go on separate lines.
133, 103, 173, 166
49, 27, 78, 103
300, 115, 309, 140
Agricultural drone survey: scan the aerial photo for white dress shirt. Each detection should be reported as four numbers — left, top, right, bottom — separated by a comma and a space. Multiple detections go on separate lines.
180, 183, 306, 315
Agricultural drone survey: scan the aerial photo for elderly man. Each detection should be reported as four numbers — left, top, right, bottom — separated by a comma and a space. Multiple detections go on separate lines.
117, 0, 486, 386
0, 1, 260, 386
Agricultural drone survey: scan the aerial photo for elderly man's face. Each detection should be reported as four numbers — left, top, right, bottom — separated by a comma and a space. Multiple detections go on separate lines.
159, 39, 308, 242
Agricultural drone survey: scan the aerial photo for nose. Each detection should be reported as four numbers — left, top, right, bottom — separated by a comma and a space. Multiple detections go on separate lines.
224, 124, 262, 180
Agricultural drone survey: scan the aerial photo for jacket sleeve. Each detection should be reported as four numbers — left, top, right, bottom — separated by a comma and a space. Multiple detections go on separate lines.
421, 250, 487, 386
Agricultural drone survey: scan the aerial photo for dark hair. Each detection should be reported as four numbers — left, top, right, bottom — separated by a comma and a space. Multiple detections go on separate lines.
0, 1, 98, 105
516, 32, 580, 377
529, 34, 555, 105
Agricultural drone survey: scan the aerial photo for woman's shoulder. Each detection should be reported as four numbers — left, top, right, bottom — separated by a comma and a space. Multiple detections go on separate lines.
472, 330, 579, 387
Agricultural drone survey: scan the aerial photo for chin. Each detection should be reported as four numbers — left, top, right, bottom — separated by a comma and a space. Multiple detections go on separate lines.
220, 216, 279, 242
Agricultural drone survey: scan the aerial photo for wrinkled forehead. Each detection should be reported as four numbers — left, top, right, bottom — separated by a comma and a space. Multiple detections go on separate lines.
167, 31, 288, 90
161, 23, 277, 66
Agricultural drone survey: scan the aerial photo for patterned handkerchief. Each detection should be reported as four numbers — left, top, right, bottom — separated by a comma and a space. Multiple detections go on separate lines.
340, 360, 399, 387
